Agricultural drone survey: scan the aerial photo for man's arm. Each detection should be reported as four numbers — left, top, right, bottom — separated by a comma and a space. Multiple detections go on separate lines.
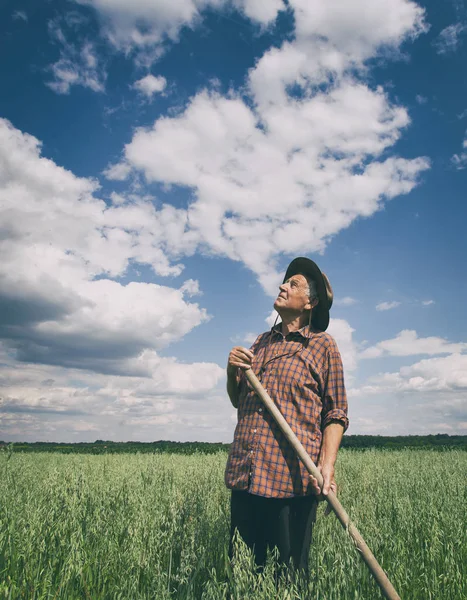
310, 345, 348, 498
317, 421, 345, 495
308, 422, 345, 497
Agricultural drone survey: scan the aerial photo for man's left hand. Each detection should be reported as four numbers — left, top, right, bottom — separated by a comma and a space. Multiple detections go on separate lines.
309, 464, 337, 516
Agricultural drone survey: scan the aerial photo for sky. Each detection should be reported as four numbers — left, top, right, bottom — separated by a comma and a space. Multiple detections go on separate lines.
1, 0, 467, 443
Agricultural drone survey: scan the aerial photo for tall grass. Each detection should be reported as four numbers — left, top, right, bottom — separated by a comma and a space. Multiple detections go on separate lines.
0, 450, 465, 599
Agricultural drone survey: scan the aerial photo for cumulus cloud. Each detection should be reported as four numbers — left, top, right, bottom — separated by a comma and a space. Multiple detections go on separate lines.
104, 162, 133, 181
0, 118, 212, 374
342, 327, 467, 435
376, 300, 401, 311
243, 332, 258, 345
233, 0, 285, 24
76, 0, 425, 58
265, 310, 279, 328
451, 132, 467, 170
132, 74, 167, 98
0, 345, 226, 442
334, 296, 358, 307
75, 0, 285, 58
179, 279, 202, 296
348, 350, 467, 434
400, 354, 467, 390
433, 23, 466, 55
106, 0, 429, 294
46, 17, 106, 94
327, 318, 358, 373
360, 330, 467, 359
355, 353, 467, 395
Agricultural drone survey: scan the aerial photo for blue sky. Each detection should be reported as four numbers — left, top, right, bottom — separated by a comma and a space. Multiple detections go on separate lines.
1, 0, 466, 443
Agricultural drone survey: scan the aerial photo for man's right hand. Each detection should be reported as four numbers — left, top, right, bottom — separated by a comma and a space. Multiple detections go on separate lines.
227, 346, 254, 373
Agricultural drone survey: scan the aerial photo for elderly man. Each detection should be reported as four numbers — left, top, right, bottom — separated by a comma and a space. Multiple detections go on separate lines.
224, 257, 348, 574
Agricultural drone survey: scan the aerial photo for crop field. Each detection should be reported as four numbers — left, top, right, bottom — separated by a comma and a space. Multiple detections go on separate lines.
1, 450, 466, 599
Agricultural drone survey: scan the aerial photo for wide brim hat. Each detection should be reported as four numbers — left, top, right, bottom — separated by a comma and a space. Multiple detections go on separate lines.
283, 257, 333, 332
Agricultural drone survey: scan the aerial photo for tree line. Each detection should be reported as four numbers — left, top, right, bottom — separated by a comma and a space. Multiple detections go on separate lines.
1, 434, 466, 454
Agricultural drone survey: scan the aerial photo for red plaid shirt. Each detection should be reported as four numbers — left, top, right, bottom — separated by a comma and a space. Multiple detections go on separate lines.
225, 324, 348, 498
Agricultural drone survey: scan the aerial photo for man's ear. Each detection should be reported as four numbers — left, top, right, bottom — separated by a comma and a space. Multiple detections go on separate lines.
309, 299, 319, 311
305, 298, 318, 311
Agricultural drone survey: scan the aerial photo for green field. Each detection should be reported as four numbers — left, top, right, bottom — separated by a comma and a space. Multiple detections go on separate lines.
1, 450, 466, 599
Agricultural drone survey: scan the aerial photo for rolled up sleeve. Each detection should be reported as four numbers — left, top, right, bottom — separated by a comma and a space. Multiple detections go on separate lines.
321, 350, 349, 432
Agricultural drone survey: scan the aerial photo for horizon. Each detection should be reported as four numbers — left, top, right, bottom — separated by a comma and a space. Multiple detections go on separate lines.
3, 432, 466, 446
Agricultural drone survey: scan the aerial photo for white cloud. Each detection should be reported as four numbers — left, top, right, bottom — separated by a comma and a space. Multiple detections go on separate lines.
243, 332, 258, 345
360, 329, 467, 359
327, 318, 357, 372
0, 118, 212, 373
355, 353, 467, 394
415, 94, 427, 104
12, 10, 28, 21
112, 86, 428, 294
265, 310, 279, 328
400, 354, 467, 390
422, 299, 435, 306
75, 0, 425, 61
0, 345, 226, 441
451, 132, 467, 170
106, 0, 429, 294
376, 300, 401, 311
104, 161, 133, 181
233, 0, 284, 25
348, 350, 467, 434
433, 23, 466, 55
452, 153, 467, 169
179, 279, 202, 296
334, 296, 358, 307
290, 0, 426, 58
46, 19, 106, 94
76, 0, 285, 56
132, 74, 167, 98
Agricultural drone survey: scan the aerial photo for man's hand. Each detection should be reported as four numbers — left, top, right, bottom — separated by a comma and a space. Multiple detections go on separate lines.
226, 347, 254, 408
309, 464, 337, 516
227, 346, 254, 373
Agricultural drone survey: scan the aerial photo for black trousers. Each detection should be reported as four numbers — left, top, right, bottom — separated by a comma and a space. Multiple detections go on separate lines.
229, 490, 318, 573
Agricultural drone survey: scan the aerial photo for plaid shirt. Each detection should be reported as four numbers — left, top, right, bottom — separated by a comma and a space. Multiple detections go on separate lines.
225, 324, 348, 498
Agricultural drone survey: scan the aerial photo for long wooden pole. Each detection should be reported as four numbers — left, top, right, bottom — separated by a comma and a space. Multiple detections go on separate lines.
244, 368, 401, 600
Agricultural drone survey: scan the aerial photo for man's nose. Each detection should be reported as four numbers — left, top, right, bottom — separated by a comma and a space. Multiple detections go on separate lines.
279, 283, 287, 292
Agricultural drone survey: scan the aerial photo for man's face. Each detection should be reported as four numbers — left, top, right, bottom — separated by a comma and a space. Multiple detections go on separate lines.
273, 273, 313, 315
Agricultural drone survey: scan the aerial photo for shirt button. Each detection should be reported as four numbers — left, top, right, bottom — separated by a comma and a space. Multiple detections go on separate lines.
258, 408, 263, 413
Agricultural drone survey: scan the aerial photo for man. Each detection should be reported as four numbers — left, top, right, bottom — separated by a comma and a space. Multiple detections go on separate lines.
224, 257, 348, 574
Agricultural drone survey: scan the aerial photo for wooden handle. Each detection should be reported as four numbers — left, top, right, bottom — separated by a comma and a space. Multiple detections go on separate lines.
245, 368, 401, 600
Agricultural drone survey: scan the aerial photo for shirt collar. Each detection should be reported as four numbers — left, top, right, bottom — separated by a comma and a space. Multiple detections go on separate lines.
271, 321, 315, 339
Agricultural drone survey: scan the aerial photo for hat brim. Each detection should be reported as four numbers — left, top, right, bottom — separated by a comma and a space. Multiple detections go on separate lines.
283, 257, 330, 331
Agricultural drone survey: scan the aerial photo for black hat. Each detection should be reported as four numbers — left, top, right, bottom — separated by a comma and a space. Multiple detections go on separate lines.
283, 257, 333, 332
